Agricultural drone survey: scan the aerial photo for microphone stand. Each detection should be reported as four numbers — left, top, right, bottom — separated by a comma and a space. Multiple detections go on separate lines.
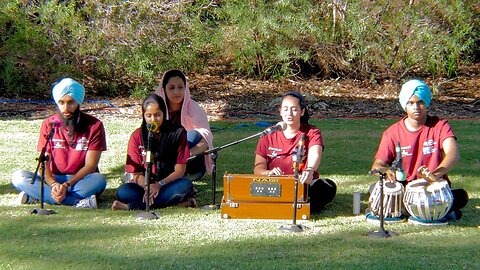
31, 125, 56, 215
188, 131, 269, 210
367, 169, 396, 238
136, 130, 159, 220
280, 142, 307, 232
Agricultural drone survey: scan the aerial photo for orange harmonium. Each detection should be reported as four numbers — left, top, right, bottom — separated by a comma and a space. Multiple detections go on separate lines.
221, 173, 310, 220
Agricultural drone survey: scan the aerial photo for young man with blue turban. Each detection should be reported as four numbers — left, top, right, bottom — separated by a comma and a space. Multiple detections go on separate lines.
368, 79, 468, 224
11, 78, 107, 208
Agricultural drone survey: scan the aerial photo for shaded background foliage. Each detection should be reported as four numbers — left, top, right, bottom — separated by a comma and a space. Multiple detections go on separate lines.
0, 0, 478, 99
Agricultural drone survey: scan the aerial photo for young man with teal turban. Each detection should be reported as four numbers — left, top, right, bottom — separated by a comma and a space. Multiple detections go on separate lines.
11, 78, 107, 208
367, 79, 468, 224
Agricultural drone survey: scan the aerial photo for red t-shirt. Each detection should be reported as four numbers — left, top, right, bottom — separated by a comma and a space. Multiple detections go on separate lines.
125, 127, 189, 174
374, 116, 456, 182
255, 124, 323, 178
38, 113, 107, 175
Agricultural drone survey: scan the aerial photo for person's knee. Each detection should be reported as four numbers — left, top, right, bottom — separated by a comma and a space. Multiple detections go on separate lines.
11, 170, 31, 188
176, 178, 193, 192
97, 174, 107, 191
169, 178, 194, 198
452, 188, 469, 209
324, 178, 337, 193
116, 182, 141, 202
309, 178, 337, 212
185, 168, 205, 181
312, 178, 337, 196
187, 130, 202, 148
88, 173, 107, 192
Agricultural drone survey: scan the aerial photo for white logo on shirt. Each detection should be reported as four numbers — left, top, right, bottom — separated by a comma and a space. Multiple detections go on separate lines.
399, 145, 412, 157
422, 139, 437, 155
139, 146, 146, 157
52, 138, 66, 149
75, 137, 89, 151
267, 147, 282, 159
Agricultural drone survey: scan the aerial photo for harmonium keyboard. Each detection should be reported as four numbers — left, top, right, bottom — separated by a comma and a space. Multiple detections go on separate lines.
220, 173, 310, 220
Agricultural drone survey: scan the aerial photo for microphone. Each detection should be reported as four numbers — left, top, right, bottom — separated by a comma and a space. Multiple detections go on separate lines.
147, 122, 159, 133
293, 134, 306, 173
395, 141, 406, 181
297, 134, 306, 171
145, 123, 158, 165
49, 118, 62, 128
261, 122, 287, 137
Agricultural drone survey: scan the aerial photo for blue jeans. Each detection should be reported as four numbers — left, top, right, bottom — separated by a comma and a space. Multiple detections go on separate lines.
186, 130, 206, 181
11, 170, 107, 205
116, 178, 194, 210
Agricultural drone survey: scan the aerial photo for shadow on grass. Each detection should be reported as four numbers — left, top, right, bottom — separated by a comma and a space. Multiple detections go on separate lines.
461, 197, 480, 228
314, 192, 370, 219
0, 182, 16, 195
0, 212, 478, 269
98, 164, 224, 210
318, 194, 480, 228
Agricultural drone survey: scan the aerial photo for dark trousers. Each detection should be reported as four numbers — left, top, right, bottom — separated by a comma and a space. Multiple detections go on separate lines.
309, 178, 337, 213
450, 188, 469, 213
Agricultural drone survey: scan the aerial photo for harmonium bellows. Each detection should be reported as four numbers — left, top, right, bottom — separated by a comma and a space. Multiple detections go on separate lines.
220, 173, 310, 220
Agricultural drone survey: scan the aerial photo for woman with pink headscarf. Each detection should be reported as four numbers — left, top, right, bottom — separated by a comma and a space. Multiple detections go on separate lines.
155, 70, 213, 181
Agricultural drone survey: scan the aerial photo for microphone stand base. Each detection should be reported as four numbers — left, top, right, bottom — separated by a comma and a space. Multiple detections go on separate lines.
279, 224, 308, 233
201, 204, 219, 211
31, 208, 57, 215
135, 211, 159, 220
368, 229, 396, 238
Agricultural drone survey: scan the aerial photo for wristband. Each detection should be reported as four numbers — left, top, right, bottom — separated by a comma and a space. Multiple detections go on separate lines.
50, 182, 57, 188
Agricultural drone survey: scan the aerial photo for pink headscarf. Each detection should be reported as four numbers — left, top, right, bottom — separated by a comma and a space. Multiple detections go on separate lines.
155, 70, 213, 174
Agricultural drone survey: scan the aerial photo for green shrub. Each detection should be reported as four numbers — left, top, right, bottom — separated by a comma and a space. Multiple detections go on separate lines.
0, 0, 478, 97
216, 0, 321, 79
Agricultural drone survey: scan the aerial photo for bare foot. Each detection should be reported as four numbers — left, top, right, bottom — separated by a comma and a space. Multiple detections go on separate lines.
111, 200, 129, 211
178, 197, 197, 208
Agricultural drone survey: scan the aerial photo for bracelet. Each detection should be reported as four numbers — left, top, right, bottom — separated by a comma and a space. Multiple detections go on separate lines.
62, 182, 73, 191
50, 182, 57, 188
305, 167, 316, 172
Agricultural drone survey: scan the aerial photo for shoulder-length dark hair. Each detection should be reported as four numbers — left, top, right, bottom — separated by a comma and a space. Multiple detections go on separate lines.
282, 91, 310, 124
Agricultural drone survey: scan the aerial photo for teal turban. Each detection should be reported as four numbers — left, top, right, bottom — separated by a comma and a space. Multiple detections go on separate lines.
52, 78, 85, 105
399, 79, 432, 111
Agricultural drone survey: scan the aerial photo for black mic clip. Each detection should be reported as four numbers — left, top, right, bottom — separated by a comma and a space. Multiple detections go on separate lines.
390, 159, 400, 172
260, 122, 287, 137
368, 168, 387, 176
394, 141, 406, 181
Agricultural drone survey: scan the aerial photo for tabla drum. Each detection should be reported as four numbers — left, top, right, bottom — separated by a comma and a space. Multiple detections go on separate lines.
403, 179, 453, 222
368, 181, 404, 218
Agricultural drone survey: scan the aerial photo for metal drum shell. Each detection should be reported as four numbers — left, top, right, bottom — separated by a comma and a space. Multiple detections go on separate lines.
403, 179, 453, 221
368, 181, 404, 218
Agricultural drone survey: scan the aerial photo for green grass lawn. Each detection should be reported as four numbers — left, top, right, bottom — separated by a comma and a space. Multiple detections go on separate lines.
0, 117, 479, 270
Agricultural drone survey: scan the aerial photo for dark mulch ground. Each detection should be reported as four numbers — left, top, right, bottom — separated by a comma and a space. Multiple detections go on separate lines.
1, 65, 479, 121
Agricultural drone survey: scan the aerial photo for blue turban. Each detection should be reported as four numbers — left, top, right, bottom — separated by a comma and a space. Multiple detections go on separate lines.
399, 79, 432, 111
52, 78, 85, 105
